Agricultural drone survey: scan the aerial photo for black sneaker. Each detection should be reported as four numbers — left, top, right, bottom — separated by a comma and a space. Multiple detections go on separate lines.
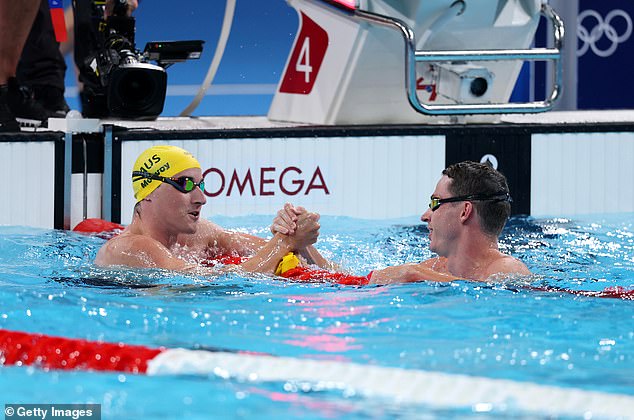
0, 84, 21, 133
6, 77, 51, 127
33, 85, 70, 118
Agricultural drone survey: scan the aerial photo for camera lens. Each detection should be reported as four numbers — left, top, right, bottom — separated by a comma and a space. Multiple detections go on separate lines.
108, 65, 167, 119
470, 77, 488, 97
117, 68, 158, 105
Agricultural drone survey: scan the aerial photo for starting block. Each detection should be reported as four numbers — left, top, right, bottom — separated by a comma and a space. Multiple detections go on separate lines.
268, 0, 564, 124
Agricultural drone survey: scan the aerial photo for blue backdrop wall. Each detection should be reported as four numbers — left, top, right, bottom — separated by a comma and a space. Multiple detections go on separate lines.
577, 0, 634, 109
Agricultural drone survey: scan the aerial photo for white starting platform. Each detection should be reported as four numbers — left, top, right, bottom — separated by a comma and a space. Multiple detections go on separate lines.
269, 0, 562, 124
0, 0, 633, 229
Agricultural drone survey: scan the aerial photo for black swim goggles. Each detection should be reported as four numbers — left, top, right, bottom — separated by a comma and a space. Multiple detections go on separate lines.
132, 171, 205, 194
429, 192, 512, 211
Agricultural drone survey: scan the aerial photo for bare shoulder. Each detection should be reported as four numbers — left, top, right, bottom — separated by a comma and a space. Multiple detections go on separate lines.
487, 255, 531, 277
420, 256, 449, 273
205, 220, 267, 255
95, 233, 181, 269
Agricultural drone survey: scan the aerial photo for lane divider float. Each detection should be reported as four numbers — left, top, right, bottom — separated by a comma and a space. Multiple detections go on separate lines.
1, 328, 633, 418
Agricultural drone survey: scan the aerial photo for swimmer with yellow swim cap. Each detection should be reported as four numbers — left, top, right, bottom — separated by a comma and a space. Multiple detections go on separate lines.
131, 145, 202, 203
95, 145, 331, 276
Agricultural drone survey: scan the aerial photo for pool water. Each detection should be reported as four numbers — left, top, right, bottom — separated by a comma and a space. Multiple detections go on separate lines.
1, 214, 633, 418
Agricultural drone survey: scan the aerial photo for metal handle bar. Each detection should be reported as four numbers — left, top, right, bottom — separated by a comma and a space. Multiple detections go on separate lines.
349, 2, 564, 115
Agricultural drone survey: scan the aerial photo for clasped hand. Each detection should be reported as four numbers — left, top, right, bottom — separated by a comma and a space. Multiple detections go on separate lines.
271, 203, 320, 249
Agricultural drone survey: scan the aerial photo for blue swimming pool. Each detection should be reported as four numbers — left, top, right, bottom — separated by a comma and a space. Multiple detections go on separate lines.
1, 214, 633, 418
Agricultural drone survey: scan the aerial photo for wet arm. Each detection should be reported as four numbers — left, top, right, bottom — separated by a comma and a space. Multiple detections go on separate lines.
218, 230, 268, 256
298, 246, 340, 271
238, 212, 321, 274
192, 219, 267, 257
238, 234, 295, 273
369, 263, 457, 285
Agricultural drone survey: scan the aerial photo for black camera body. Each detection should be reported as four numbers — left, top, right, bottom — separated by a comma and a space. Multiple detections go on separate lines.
93, 1, 203, 120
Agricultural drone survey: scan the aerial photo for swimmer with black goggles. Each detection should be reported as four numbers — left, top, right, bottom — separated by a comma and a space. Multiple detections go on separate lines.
429, 192, 512, 211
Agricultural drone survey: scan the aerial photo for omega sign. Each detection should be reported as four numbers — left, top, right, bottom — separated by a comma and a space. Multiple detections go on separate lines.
202, 166, 330, 197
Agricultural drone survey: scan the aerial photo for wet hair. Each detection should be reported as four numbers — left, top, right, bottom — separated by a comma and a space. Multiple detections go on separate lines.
442, 161, 511, 236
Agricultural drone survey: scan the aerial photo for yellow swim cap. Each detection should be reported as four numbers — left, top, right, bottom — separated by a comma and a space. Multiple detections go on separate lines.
132, 145, 201, 202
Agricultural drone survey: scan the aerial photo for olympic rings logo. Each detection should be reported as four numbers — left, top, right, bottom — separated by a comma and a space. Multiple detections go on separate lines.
577, 9, 633, 58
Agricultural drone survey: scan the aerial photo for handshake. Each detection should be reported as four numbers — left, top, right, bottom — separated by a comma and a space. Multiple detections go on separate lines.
270, 203, 321, 252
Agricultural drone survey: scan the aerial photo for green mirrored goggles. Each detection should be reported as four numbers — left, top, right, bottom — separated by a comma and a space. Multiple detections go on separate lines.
132, 171, 205, 194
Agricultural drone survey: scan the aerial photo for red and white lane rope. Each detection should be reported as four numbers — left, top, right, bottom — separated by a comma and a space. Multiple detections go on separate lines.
0, 329, 161, 373
1, 329, 633, 417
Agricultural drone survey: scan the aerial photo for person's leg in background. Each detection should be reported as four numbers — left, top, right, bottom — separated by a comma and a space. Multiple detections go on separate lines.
17, 0, 70, 119
73, 0, 108, 118
0, 0, 40, 132
11, 0, 70, 125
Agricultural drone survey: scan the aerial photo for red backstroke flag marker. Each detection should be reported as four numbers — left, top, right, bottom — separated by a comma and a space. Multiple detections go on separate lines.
48, 0, 67, 43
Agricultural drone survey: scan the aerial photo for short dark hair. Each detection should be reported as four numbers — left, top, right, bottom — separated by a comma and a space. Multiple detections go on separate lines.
442, 161, 511, 236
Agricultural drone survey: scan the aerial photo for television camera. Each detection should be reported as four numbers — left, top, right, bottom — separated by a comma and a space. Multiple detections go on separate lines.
90, 0, 203, 120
